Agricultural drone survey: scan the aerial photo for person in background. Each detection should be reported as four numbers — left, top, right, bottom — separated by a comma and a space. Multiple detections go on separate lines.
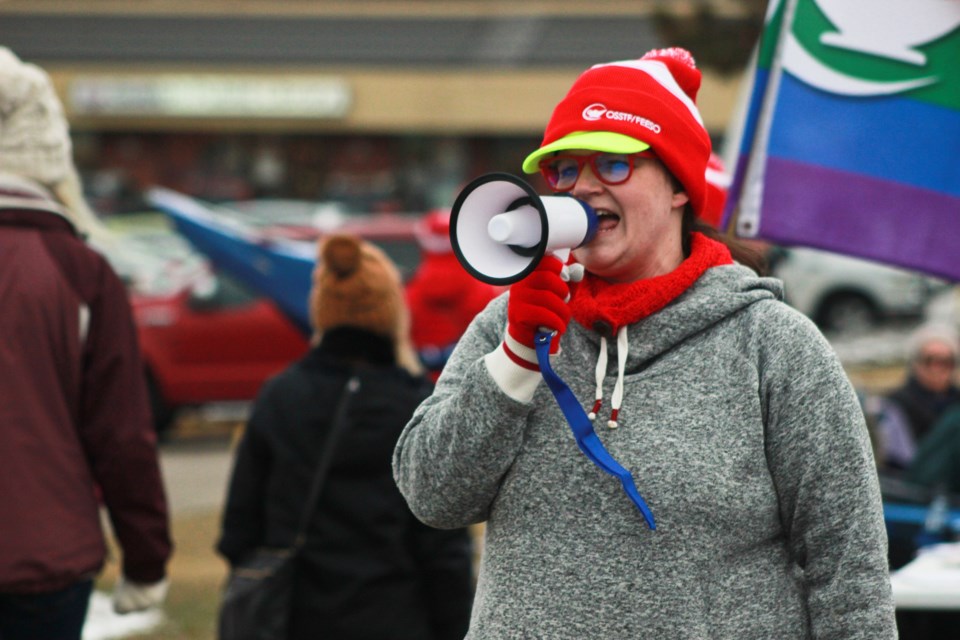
905, 404, 960, 495
405, 208, 502, 381
217, 234, 474, 640
393, 47, 895, 638
0, 47, 172, 639
876, 323, 960, 470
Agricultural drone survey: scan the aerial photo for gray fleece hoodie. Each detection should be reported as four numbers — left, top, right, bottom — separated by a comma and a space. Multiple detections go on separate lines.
393, 263, 896, 639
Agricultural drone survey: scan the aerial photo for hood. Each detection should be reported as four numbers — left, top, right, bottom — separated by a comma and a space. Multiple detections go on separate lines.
0, 171, 77, 233
571, 263, 783, 371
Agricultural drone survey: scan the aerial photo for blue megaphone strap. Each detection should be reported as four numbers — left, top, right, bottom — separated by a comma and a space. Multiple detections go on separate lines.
535, 331, 656, 530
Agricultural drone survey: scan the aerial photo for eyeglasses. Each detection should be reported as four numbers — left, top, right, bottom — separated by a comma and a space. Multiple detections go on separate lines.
538, 151, 656, 192
917, 353, 956, 369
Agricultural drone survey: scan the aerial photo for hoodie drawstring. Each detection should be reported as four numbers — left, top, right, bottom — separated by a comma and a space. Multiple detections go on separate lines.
534, 330, 656, 529
588, 337, 608, 420
610, 326, 628, 428
588, 326, 628, 429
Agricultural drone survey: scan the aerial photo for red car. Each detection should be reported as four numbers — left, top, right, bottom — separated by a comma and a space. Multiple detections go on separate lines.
102, 207, 423, 434
131, 273, 308, 433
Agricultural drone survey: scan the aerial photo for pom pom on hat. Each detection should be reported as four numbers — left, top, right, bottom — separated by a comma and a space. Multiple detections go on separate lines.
308, 234, 423, 374
641, 47, 702, 101
522, 46, 712, 218
310, 234, 404, 338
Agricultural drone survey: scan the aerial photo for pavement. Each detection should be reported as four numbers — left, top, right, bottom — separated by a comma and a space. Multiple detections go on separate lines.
158, 433, 236, 516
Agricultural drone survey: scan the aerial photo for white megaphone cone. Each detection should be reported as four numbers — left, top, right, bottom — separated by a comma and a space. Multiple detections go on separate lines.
450, 173, 597, 285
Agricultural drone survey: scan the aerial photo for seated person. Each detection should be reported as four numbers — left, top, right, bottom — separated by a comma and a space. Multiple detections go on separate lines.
877, 324, 960, 470
906, 406, 960, 495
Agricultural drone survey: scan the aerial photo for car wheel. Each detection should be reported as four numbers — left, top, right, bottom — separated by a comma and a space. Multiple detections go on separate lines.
145, 371, 176, 438
816, 292, 878, 334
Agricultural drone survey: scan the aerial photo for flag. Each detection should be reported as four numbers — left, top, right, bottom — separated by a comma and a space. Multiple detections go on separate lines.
725, 0, 960, 281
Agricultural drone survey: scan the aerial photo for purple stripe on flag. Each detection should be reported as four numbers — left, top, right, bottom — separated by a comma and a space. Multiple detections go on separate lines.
769, 74, 960, 197
758, 158, 960, 280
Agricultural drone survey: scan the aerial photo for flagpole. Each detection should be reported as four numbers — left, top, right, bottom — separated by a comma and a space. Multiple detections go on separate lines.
720, 0, 798, 243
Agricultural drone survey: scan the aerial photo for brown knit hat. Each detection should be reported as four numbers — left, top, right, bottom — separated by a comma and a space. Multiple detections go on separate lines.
309, 234, 422, 374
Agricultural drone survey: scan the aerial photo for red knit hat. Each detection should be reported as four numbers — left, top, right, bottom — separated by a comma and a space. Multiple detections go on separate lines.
702, 152, 731, 228
522, 47, 712, 218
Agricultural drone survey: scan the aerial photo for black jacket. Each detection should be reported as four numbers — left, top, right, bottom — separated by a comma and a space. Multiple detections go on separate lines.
217, 327, 474, 640
887, 375, 960, 443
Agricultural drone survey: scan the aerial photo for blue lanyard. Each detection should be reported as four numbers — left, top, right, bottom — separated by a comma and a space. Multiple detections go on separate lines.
535, 331, 656, 529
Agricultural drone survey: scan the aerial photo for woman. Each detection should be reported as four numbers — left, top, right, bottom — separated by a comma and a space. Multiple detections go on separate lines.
393, 48, 896, 638
881, 322, 960, 468
218, 234, 474, 640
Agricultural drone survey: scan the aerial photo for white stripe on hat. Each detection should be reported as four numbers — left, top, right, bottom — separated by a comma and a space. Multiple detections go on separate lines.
592, 59, 705, 127
705, 166, 732, 188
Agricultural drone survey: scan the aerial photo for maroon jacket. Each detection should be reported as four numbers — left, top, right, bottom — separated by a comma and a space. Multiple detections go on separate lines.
0, 201, 172, 593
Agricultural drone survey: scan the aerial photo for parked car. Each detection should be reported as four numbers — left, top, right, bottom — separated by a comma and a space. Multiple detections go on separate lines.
769, 246, 947, 334
96, 208, 424, 433
131, 271, 308, 433
146, 191, 425, 334
92, 215, 308, 433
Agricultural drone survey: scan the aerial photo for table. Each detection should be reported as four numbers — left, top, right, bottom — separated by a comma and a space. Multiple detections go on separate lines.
891, 543, 960, 640
892, 542, 960, 609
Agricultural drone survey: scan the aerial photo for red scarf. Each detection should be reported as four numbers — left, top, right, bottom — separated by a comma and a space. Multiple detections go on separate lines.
569, 232, 733, 336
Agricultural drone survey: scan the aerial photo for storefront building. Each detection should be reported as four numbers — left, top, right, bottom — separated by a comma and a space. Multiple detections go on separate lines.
0, 1, 765, 215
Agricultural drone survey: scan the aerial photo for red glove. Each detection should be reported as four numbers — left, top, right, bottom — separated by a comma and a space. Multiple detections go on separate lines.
506, 255, 571, 359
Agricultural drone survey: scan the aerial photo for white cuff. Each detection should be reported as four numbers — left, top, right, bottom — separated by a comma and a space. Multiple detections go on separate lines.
484, 344, 542, 403
504, 332, 539, 365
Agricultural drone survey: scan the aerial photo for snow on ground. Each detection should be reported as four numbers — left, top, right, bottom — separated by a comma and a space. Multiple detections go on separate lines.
83, 591, 164, 640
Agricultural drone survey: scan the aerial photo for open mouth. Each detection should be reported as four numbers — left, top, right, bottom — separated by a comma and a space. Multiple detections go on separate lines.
596, 209, 620, 231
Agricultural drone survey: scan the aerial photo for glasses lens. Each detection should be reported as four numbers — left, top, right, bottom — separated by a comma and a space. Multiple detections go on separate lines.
543, 157, 581, 190
594, 154, 633, 185
919, 354, 955, 368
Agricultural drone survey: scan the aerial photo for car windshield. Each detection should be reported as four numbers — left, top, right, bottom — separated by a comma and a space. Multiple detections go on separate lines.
93, 217, 211, 297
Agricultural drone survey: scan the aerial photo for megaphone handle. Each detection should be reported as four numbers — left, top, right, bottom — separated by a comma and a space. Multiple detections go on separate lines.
535, 247, 581, 334
534, 331, 656, 530
548, 249, 584, 285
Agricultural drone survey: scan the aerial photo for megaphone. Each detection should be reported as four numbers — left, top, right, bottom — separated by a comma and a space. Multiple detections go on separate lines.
449, 173, 655, 527
450, 173, 598, 285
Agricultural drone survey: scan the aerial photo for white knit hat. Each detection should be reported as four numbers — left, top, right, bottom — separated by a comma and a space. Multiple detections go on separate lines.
907, 323, 960, 362
0, 48, 73, 185
0, 47, 110, 241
